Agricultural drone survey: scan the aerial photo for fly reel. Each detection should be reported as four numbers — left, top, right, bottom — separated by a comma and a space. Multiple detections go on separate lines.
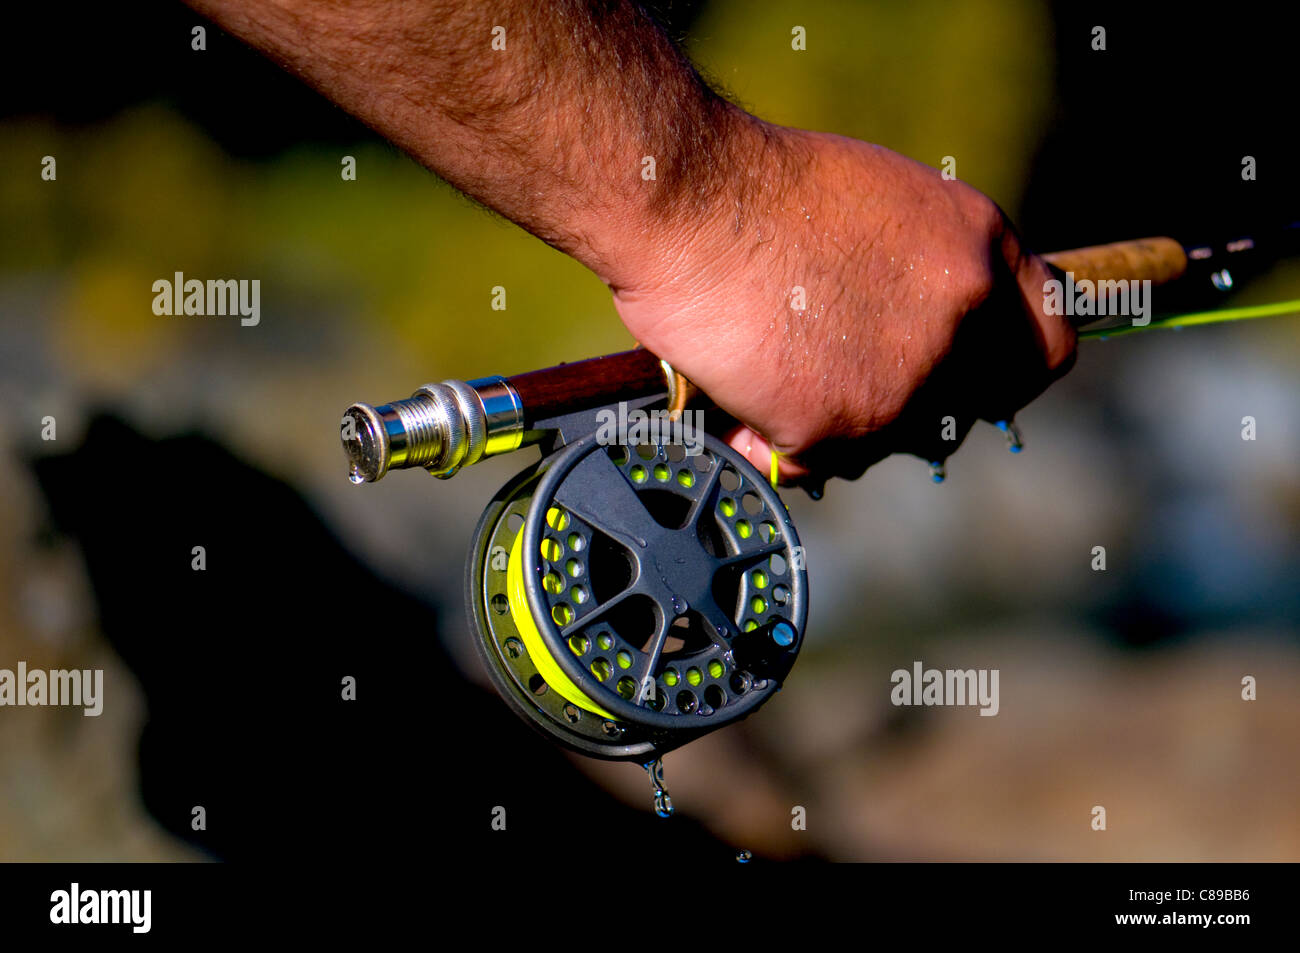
468, 431, 807, 759
342, 349, 808, 760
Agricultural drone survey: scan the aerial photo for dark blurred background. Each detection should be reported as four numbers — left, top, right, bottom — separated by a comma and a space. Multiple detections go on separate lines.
1, 0, 1297, 861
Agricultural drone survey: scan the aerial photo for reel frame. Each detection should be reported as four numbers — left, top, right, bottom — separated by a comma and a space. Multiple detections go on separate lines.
469, 411, 808, 760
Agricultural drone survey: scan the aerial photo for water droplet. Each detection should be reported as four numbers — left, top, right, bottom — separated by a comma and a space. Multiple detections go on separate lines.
736, 849, 753, 863
929, 461, 946, 484
995, 419, 1023, 453
347, 466, 365, 485
644, 758, 674, 818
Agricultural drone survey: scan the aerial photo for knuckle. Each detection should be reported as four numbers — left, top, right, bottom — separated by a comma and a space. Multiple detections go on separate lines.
962, 190, 1006, 243
1042, 323, 1079, 374
1046, 337, 1078, 376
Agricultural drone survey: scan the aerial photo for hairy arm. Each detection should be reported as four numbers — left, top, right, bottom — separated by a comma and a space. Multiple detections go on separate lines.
184, 0, 759, 289
185, 0, 1075, 484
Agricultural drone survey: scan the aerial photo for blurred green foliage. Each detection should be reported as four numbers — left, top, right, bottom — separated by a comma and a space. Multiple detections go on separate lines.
689, 0, 1052, 209
2, 109, 632, 391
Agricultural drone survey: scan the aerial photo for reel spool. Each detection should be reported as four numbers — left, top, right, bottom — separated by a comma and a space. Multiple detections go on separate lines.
469, 431, 808, 760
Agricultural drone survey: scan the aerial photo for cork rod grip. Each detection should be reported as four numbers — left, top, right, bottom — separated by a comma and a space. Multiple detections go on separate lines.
1042, 236, 1188, 288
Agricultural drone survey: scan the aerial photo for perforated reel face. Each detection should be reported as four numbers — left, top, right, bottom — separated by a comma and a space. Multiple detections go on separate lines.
469, 462, 670, 760
470, 431, 807, 760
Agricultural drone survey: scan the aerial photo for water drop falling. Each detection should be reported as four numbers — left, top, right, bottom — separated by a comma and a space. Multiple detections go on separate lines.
994, 419, 1023, 453
348, 465, 365, 485
644, 758, 674, 818
929, 461, 946, 484
736, 849, 753, 863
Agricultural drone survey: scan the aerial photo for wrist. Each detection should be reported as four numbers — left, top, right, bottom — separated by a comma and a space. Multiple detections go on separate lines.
582, 105, 789, 295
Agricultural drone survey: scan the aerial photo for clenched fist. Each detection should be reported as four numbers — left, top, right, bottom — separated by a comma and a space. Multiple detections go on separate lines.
610, 114, 1076, 486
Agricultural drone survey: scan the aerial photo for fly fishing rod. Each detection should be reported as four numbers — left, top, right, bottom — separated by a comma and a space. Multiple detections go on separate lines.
339, 223, 1300, 768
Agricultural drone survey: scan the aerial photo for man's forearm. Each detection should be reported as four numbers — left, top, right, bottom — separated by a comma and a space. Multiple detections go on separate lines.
186, 0, 758, 288
183, 0, 1075, 482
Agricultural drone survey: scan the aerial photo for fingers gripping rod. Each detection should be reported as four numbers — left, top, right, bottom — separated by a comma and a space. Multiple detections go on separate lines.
343, 224, 1299, 482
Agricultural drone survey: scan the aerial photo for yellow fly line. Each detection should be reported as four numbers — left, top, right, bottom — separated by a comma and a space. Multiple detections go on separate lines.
1078, 299, 1300, 340
506, 527, 616, 719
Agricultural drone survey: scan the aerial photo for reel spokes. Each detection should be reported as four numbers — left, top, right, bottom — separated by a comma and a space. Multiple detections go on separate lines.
472, 433, 807, 756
